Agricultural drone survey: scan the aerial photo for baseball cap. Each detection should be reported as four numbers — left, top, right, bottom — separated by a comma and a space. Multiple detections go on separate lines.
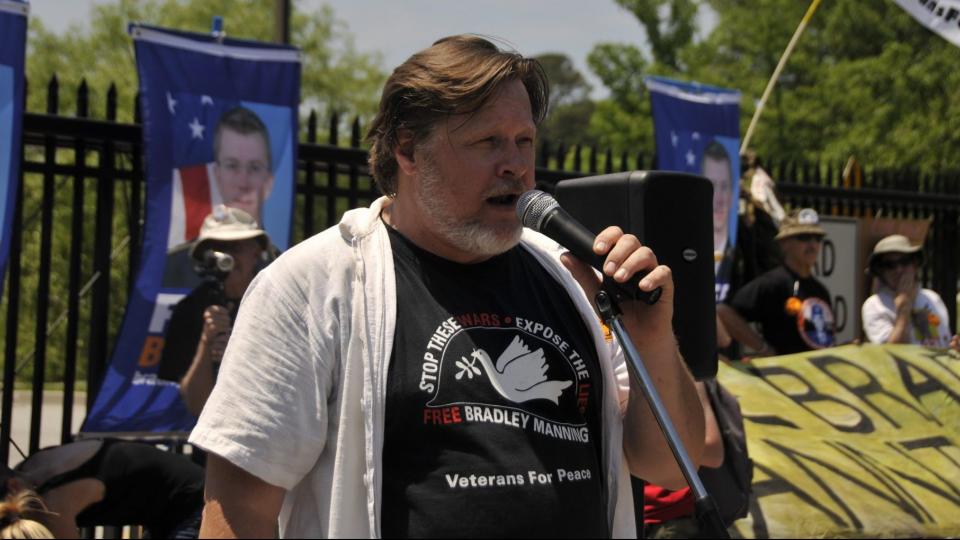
190, 205, 268, 261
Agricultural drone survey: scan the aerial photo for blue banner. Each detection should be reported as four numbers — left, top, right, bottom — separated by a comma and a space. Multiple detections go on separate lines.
83, 24, 301, 433
0, 1, 28, 294
646, 76, 741, 303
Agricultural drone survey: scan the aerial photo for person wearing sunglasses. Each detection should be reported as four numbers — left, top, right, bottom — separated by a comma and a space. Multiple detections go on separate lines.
862, 234, 959, 350
717, 208, 836, 357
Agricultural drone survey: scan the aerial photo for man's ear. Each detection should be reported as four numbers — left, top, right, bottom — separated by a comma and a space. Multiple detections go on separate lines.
394, 128, 418, 176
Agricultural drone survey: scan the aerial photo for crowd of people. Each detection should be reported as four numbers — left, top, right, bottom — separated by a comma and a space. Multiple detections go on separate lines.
2, 33, 958, 540
717, 165, 959, 358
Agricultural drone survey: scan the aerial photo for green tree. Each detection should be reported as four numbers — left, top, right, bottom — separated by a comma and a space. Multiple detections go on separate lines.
534, 53, 596, 149
687, 0, 960, 171
586, 0, 960, 173
6, 0, 387, 386
26, 0, 386, 130
583, 0, 698, 157
537, 53, 593, 109
585, 43, 655, 156
614, 0, 698, 71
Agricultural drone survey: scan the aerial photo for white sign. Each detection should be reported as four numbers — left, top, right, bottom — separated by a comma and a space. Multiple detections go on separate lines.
892, 0, 960, 48
813, 217, 861, 345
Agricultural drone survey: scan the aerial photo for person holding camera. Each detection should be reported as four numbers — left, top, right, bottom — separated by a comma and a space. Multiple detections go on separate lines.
157, 205, 270, 417
862, 234, 959, 350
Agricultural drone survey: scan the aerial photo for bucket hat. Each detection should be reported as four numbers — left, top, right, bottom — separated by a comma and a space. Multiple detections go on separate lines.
867, 234, 923, 270
774, 208, 826, 240
190, 204, 268, 261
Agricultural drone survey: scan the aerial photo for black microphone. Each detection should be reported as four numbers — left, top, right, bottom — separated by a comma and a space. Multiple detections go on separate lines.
517, 189, 662, 305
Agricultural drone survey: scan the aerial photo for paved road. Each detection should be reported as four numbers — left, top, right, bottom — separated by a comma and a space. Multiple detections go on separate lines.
6, 390, 86, 466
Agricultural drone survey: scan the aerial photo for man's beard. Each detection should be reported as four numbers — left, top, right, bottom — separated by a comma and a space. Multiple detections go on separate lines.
417, 156, 523, 258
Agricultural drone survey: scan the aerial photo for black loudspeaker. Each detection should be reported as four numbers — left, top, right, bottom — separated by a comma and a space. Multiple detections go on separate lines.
555, 171, 717, 380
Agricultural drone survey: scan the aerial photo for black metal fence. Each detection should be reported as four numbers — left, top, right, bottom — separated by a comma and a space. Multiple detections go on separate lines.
770, 160, 959, 316
1, 77, 958, 466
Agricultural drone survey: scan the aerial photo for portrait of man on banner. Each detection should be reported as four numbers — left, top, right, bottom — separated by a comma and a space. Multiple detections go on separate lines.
646, 76, 741, 304
702, 137, 740, 302
161, 97, 293, 291
151, 96, 295, 409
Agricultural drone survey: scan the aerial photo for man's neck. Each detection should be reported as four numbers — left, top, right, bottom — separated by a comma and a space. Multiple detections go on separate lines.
783, 258, 812, 278
381, 198, 493, 264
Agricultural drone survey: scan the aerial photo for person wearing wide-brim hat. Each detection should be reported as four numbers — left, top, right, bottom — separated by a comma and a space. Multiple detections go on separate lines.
772, 207, 826, 241
862, 234, 959, 350
162, 201, 277, 290
718, 208, 836, 357
189, 205, 269, 263
158, 205, 273, 417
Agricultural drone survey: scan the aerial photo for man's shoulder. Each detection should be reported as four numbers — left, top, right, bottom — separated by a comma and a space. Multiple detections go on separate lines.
919, 288, 947, 310
738, 265, 786, 295
163, 244, 203, 290
275, 224, 358, 264
862, 293, 889, 314
919, 288, 944, 302
254, 219, 383, 299
763, 265, 791, 281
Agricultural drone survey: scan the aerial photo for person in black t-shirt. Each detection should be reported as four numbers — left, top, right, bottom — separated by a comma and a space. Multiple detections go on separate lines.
157, 205, 268, 417
1, 439, 204, 538
195, 35, 706, 538
718, 208, 836, 356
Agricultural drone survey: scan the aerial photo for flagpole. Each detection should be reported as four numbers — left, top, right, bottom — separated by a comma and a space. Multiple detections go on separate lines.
740, 0, 822, 154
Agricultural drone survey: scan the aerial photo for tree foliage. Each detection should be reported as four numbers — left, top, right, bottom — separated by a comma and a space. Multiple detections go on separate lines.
536, 53, 593, 110
583, 0, 696, 155
6, 0, 386, 386
534, 53, 596, 148
697, 0, 960, 169
25, 0, 386, 130
614, 0, 698, 71
586, 0, 960, 172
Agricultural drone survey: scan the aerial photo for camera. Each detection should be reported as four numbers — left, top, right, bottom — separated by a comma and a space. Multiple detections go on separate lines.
194, 249, 235, 283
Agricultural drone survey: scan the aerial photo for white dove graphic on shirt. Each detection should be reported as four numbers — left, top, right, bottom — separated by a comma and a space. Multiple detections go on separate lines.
467, 335, 573, 405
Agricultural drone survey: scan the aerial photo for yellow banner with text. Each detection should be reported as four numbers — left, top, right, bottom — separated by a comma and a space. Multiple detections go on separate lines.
718, 344, 960, 538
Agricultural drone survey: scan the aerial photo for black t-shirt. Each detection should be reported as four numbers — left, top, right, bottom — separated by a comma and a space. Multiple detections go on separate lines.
728, 265, 835, 354
381, 227, 608, 538
31, 440, 204, 538
157, 281, 239, 383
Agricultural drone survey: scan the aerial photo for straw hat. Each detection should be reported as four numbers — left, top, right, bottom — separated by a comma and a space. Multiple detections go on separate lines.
190, 205, 268, 261
774, 208, 826, 240
867, 234, 923, 269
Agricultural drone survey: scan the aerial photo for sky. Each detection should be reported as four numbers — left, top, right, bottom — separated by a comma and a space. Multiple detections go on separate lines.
24, 0, 716, 99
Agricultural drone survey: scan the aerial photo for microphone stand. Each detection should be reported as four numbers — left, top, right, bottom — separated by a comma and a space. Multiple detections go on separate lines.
593, 290, 729, 539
